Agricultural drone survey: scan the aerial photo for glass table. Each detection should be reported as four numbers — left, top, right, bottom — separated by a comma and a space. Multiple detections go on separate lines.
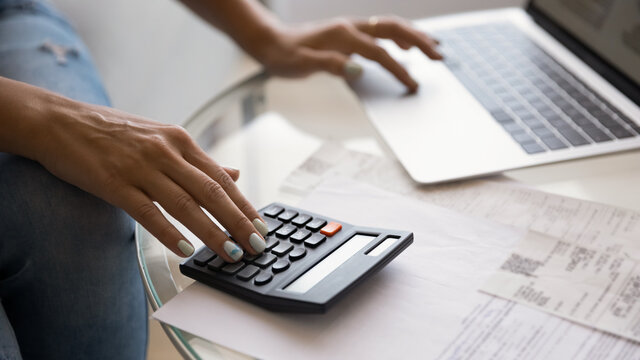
136, 71, 386, 359
136, 71, 640, 359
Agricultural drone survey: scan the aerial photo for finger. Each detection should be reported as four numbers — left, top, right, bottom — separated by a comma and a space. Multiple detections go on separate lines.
393, 39, 412, 50
183, 149, 268, 238
144, 173, 248, 262
348, 31, 419, 92
120, 187, 196, 258
223, 166, 240, 182
355, 17, 443, 60
166, 155, 267, 256
293, 47, 356, 79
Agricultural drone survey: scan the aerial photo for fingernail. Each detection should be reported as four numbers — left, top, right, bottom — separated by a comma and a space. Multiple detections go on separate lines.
224, 241, 243, 261
249, 233, 266, 253
178, 240, 195, 257
253, 218, 268, 237
343, 61, 363, 80
222, 165, 239, 172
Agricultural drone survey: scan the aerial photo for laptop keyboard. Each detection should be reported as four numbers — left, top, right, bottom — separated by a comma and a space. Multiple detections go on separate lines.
435, 23, 639, 154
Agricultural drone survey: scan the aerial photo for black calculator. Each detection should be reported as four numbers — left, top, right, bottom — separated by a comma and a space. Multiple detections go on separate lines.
180, 203, 413, 313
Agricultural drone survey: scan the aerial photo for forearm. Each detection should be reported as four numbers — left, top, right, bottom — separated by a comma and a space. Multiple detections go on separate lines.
178, 0, 281, 61
0, 76, 69, 161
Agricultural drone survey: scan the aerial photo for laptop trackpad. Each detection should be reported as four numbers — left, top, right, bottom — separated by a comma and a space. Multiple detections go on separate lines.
351, 51, 526, 183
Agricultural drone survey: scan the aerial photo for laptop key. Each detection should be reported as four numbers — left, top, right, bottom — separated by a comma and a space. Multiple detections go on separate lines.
570, 115, 594, 127
490, 110, 514, 124
596, 116, 620, 130
582, 126, 612, 143
540, 135, 568, 150
520, 142, 546, 154
546, 115, 570, 129
521, 115, 543, 128
511, 132, 535, 145
501, 122, 523, 134
608, 126, 634, 139
556, 127, 590, 146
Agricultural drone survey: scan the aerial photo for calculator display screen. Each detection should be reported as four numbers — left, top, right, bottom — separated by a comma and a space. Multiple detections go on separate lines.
284, 234, 376, 294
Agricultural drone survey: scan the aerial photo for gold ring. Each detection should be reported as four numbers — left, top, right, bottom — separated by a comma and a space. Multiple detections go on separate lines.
368, 16, 379, 32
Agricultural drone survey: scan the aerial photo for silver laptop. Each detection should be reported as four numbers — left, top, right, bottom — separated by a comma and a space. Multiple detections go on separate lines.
352, 0, 640, 184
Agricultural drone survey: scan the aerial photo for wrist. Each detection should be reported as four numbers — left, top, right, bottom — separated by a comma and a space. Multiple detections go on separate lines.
0, 77, 77, 162
235, 16, 285, 63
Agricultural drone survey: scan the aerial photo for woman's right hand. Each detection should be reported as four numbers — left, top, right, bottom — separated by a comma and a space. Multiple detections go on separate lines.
6, 79, 269, 262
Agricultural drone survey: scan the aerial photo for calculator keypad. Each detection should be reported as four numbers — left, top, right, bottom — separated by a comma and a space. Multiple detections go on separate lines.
291, 214, 311, 227
290, 229, 311, 243
181, 202, 413, 313
289, 247, 306, 261
237, 265, 260, 281
271, 242, 294, 256
277, 210, 298, 222
304, 234, 326, 248
306, 219, 327, 232
191, 206, 342, 291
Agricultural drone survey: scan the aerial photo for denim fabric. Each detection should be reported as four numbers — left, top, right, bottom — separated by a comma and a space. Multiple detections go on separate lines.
0, 1, 148, 359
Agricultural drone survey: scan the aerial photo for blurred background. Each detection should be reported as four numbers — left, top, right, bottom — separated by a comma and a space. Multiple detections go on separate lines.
52, 0, 523, 126
50, 0, 522, 358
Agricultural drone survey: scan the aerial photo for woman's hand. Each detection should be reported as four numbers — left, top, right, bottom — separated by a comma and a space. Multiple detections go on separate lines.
180, 1, 441, 92
3, 79, 269, 262
252, 16, 443, 93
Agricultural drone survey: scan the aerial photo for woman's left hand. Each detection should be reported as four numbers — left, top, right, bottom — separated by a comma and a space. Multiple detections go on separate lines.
252, 16, 442, 93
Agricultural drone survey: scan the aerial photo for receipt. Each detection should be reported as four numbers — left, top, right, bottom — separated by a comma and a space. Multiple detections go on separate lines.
482, 231, 640, 342
282, 143, 640, 357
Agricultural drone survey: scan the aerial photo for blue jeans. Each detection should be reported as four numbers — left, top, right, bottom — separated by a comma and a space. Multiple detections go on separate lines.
0, 1, 147, 359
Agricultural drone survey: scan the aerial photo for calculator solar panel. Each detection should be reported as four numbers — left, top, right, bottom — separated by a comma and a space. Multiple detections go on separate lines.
180, 203, 413, 313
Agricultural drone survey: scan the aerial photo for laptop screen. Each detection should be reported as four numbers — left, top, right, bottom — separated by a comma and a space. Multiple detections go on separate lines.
532, 0, 640, 85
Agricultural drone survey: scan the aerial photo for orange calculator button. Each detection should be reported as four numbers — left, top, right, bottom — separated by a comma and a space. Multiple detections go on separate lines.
320, 222, 342, 237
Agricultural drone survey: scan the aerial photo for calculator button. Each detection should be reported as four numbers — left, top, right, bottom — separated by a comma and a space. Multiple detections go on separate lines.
221, 261, 245, 275
278, 210, 298, 222
193, 248, 216, 266
254, 253, 277, 268
291, 214, 312, 227
306, 219, 327, 232
271, 242, 294, 257
304, 234, 326, 248
272, 259, 290, 273
289, 247, 307, 261
243, 253, 258, 262
263, 205, 284, 218
254, 272, 273, 286
207, 257, 226, 271
320, 222, 342, 237
290, 229, 311, 243
263, 217, 283, 235
265, 237, 280, 251
276, 224, 297, 238
236, 265, 260, 281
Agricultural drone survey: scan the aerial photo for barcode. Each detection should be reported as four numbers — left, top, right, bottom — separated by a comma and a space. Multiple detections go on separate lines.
500, 253, 542, 277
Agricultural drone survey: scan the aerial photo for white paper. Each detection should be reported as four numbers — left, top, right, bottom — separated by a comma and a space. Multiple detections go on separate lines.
481, 230, 640, 342
282, 144, 640, 358
154, 177, 523, 360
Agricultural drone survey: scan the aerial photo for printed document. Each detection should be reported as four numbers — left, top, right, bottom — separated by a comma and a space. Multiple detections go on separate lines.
283, 144, 640, 358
